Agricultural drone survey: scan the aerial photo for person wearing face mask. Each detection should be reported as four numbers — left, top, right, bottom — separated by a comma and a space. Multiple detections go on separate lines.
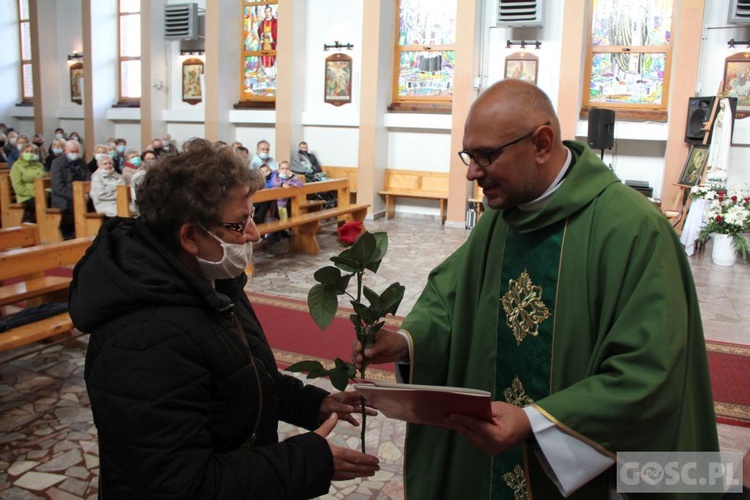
48, 128, 66, 157
249, 139, 279, 171
9, 143, 46, 222
120, 148, 142, 184
50, 139, 90, 239
45, 138, 66, 172
114, 138, 127, 171
87, 144, 110, 174
69, 138, 380, 498
150, 137, 166, 158
3, 130, 18, 160
90, 155, 124, 217
161, 134, 179, 155
7, 134, 29, 170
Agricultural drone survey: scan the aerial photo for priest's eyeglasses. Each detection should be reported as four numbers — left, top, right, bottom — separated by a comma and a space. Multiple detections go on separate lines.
458, 121, 550, 168
220, 207, 256, 234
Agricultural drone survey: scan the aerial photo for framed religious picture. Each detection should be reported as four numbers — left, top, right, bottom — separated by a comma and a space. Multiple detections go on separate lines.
678, 144, 709, 187
722, 52, 750, 119
504, 52, 538, 85
182, 58, 204, 105
324, 53, 352, 106
70, 62, 83, 104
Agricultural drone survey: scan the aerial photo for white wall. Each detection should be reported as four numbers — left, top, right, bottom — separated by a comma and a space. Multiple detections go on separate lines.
0, 0, 23, 131
698, 0, 750, 184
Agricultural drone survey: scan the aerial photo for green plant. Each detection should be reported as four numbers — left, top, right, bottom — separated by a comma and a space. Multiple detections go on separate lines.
287, 221, 405, 452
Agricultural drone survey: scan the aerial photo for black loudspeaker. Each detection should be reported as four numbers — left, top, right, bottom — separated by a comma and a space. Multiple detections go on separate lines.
685, 97, 715, 144
587, 108, 615, 150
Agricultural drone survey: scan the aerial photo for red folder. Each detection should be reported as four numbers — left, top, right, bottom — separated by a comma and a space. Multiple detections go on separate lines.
353, 380, 493, 429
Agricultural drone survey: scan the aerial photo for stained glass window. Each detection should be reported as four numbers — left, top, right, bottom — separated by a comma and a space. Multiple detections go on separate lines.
392, 0, 456, 109
585, 0, 674, 112
240, 1, 278, 103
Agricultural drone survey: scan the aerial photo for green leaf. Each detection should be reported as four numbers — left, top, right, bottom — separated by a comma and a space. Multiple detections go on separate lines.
349, 313, 361, 330
331, 254, 362, 273
335, 273, 353, 294
307, 284, 338, 330
365, 232, 389, 273
286, 360, 326, 373
352, 301, 376, 324
329, 365, 353, 391
362, 286, 382, 311
349, 232, 378, 269
379, 282, 405, 316
313, 266, 342, 286
363, 321, 385, 348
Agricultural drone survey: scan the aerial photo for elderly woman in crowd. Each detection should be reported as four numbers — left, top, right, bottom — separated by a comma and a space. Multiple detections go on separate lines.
9, 143, 46, 222
90, 155, 123, 217
69, 138, 379, 498
120, 147, 142, 185
46, 137, 66, 172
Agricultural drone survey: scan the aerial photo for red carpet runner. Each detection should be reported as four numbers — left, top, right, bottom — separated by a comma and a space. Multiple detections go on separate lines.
247, 291, 399, 381
705, 341, 750, 427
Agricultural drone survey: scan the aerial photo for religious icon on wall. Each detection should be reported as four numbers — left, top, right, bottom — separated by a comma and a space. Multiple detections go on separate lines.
240, 1, 278, 102
182, 58, 204, 105
722, 52, 750, 119
70, 62, 83, 104
504, 52, 538, 85
324, 53, 352, 106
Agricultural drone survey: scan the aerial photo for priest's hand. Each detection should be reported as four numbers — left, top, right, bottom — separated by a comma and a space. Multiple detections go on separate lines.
353, 328, 409, 370
314, 414, 381, 480
446, 401, 533, 455
319, 390, 377, 427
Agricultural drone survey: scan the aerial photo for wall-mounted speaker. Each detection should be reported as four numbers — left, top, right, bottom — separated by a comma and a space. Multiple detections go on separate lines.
685, 97, 714, 144
587, 108, 615, 150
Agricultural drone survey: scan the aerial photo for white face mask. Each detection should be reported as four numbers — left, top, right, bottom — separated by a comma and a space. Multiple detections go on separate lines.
195, 228, 252, 281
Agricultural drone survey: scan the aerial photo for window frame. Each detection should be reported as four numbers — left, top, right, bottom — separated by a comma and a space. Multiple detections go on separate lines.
117, 0, 141, 107
18, 0, 33, 104
581, 1, 675, 121
389, 0, 456, 113
237, 0, 278, 109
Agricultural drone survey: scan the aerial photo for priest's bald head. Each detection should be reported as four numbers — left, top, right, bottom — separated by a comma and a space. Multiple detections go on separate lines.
462, 80, 568, 210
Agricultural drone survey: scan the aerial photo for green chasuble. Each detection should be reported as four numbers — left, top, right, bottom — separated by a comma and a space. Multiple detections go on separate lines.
399, 141, 718, 500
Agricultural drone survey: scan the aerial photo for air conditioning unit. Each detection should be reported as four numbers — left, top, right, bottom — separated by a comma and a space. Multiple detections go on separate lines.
728, 0, 750, 24
165, 3, 199, 40
497, 0, 543, 28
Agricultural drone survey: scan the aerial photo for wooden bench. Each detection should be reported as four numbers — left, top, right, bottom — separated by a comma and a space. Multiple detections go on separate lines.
0, 235, 94, 352
0, 224, 70, 309
0, 170, 25, 228
322, 166, 358, 203
469, 182, 485, 215
117, 184, 133, 217
253, 179, 368, 254
73, 181, 106, 237
378, 169, 449, 224
34, 177, 63, 244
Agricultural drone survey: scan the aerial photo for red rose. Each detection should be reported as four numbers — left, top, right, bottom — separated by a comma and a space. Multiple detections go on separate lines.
337, 221, 364, 246
731, 195, 738, 202
716, 215, 724, 222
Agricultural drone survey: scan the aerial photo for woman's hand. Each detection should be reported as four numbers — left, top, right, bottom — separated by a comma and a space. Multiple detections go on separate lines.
314, 414, 380, 480
319, 390, 377, 426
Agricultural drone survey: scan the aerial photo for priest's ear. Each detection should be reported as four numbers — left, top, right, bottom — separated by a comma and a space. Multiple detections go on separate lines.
532, 124, 555, 162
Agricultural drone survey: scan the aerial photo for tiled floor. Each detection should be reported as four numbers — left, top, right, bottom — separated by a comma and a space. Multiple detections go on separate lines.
0, 216, 748, 499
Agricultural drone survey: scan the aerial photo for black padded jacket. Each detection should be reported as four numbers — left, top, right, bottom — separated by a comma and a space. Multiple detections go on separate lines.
70, 216, 333, 499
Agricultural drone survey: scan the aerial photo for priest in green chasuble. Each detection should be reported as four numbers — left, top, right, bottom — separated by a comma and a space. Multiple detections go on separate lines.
356, 80, 718, 499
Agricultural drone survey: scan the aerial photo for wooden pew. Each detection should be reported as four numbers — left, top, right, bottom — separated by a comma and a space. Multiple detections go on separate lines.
73, 181, 106, 237
469, 182, 485, 215
0, 170, 25, 228
253, 179, 369, 255
378, 169, 449, 224
322, 166, 358, 203
34, 177, 63, 243
117, 184, 133, 217
0, 235, 94, 351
